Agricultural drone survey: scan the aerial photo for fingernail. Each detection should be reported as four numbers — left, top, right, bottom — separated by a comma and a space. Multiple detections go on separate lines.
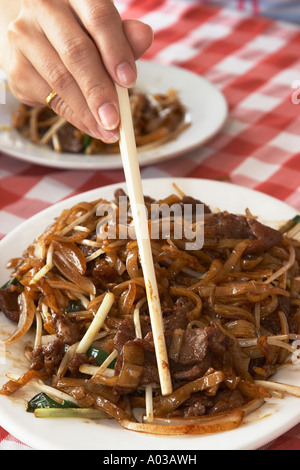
116, 62, 136, 87
98, 102, 119, 130
97, 124, 119, 143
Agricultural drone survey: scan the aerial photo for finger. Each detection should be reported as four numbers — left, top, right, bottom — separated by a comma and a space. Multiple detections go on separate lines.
8, 55, 94, 136
8, 12, 118, 142
123, 20, 154, 60
20, 30, 119, 143
35, 0, 121, 135
69, 0, 138, 87
49, 91, 119, 143
9, 49, 118, 143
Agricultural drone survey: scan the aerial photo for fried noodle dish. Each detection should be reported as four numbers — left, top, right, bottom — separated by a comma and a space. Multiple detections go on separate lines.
1, 187, 300, 436
11, 89, 188, 155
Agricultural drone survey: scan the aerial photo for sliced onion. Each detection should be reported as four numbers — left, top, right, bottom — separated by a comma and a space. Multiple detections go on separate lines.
255, 380, 300, 398
168, 328, 184, 362
53, 240, 87, 275
241, 398, 265, 416
120, 409, 244, 435
53, 252, 95, 295
238, 379, 272, 399
118, 283, 137, 316
56, 342, 79, 379
264, 245, 296, 285
143, 408, 243, 425
223, 320, 256, 339
126, 247, 141, 279
4, 292, 36, 344
36, 278, 61, 315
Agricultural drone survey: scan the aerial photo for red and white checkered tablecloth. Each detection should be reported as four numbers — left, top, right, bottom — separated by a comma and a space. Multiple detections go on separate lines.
0, 0, 300, 450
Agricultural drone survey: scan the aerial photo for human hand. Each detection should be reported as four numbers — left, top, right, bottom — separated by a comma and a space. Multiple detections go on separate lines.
6, 0, 153, 143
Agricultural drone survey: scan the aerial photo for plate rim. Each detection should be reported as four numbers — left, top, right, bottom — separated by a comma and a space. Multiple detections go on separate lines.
0, 177, 299, 451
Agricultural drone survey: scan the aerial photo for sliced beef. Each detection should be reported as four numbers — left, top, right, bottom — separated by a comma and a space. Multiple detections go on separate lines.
261, 310, 299, 336
53, 313, 81, 345
208, 389, 247, 414
31, 340, 96, 377
162, 307, 189, 331
68, 353, 96, 377
30, 339, 65, 375
30, 308, 83, 374
114, 188, 127, 201
57, 123, 83, 153
79, 243, 98, 259
114, 313, 233, 392
114, 317, 139, 353
140, 363, 161, 385
180, 195, 212, 217
206, 325, 234, 355
176, 328, 208, 366
92, 261, 124, 289
0, 289, 20, 322
204, 212, 283, 254
278, 295, 291, 316
167, 389, 246, 417
168, 394, 213, 417
114, 296, 193, 355
171, 362, 210, 381
175, 325, 233, 367
248, 218, 284, 253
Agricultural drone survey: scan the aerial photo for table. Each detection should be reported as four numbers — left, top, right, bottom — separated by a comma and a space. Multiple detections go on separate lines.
0, 0, 300, 450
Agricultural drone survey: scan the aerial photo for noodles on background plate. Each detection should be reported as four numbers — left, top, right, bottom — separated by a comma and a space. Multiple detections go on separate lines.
1, 185, 300, 436
11, 89, 188, 155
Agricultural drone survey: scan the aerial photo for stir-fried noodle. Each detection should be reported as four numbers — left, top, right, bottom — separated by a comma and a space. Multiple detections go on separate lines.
11, 89, 188, 155
1, 187, 300, 435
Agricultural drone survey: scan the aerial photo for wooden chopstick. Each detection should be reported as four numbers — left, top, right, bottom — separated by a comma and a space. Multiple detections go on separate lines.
115, 83, 173, 396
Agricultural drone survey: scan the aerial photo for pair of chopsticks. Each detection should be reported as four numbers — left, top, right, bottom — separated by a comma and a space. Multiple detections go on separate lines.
115, 83, 173, 396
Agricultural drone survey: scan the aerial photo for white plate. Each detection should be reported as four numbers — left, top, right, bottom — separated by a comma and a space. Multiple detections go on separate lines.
0, 178, 299, 451
0, 61, 227, 170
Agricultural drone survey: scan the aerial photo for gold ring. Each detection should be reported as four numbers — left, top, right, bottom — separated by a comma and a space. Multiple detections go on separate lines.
46, 90, 58, 107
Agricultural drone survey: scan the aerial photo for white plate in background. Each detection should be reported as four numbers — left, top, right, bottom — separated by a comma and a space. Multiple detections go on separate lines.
0, 61, 227, 170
